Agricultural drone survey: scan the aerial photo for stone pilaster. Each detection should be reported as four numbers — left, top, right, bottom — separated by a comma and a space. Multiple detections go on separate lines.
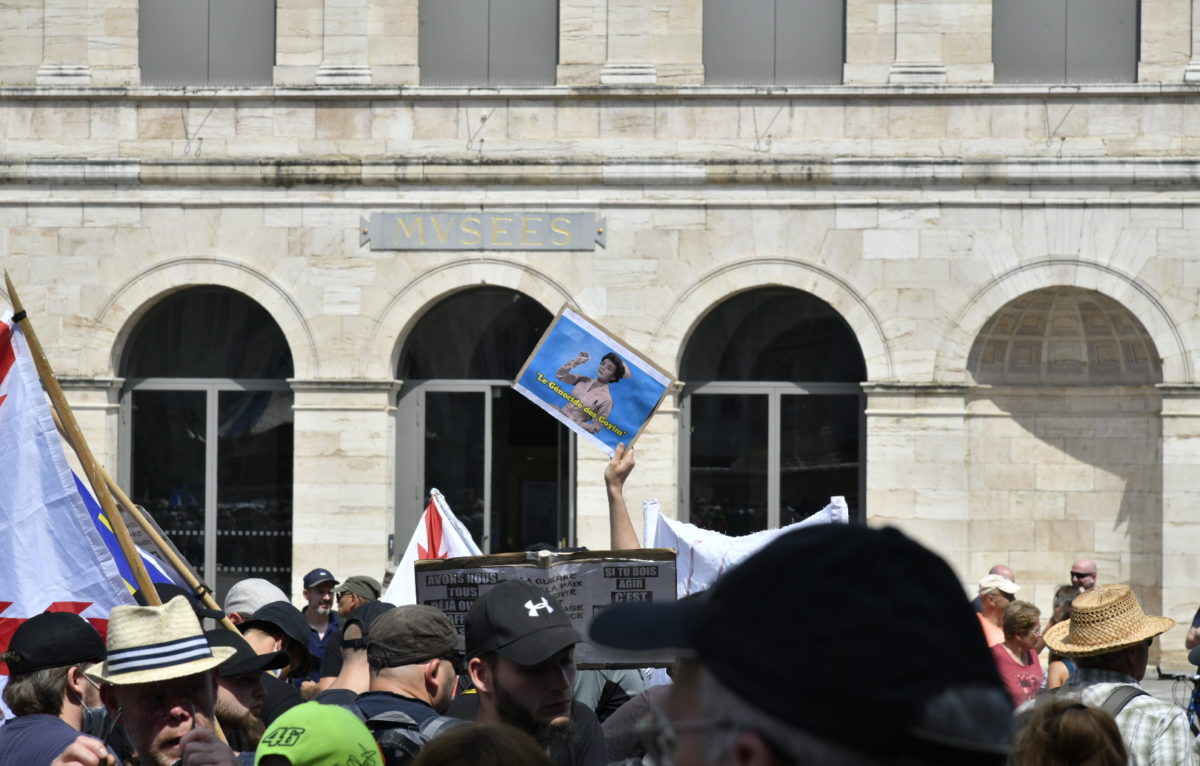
59, 377, 124, 478
557, 0, 606, 85
888, 0, 947, 84
316, 0, 371, 85
1157, 385, 1200, 667
1185, 0, 1200, 82
289, 379, 398, 597
600, 0, 657, 84
864, 384, 969, 577
38, 0, 91, 84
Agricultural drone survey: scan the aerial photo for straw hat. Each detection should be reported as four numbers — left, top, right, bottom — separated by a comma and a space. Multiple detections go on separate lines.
1042, 584, 1174, 658
89, 596, 235, 685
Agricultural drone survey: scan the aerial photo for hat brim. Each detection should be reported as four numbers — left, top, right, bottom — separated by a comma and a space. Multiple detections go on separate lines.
220, 649, 289, 677
493, 625, 583, 666
1043, 616, 1175, 658
89, 646, 237, 686
588, 599, 703, 652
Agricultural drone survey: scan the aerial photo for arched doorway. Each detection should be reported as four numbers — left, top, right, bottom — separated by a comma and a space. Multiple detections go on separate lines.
679, 287, 867, 532
119, 287, 295, 600
396, 288, 570, 553
966, 287, 1162, 600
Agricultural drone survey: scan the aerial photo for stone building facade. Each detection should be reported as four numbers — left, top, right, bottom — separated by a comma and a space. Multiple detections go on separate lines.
3, 0, 1200, 662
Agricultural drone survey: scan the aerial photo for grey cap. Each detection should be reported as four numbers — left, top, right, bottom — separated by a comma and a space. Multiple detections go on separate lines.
367, 605, 460, 668
224, 578, 288, 618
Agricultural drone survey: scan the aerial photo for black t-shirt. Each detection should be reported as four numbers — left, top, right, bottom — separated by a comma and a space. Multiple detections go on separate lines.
447, 693, 605, 766
320, 631, 344, 678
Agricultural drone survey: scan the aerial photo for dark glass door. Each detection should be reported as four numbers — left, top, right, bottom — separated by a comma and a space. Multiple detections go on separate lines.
688, 393, 769, 534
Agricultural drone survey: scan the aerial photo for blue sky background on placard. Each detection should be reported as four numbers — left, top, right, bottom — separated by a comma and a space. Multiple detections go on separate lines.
514, 311, 671, 455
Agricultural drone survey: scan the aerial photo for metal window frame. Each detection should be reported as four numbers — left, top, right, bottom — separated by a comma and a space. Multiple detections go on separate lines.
679, 380, 865, 528
119, 377, 292, 584
396, 379, 576, 555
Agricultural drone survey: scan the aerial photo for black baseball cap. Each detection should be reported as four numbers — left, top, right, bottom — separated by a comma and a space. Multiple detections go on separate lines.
589, 524, 1013, 763
465, 580, 581, 665
342, 601, 395, 647
240, 601, 310, 647
134, 582, 224, 620
303, 569, 338, 589
206, 629, 289, 677
3, 612, 106, 676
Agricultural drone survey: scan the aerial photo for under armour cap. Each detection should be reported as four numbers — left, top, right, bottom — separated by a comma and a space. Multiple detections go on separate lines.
465, 580, 581, 665
367, 605, 459, 668
2, 612, 106, 676
302, 568, 338, 589
589, 524, 1013, 764
256, 702, 382, 766
206, 629, 288, 677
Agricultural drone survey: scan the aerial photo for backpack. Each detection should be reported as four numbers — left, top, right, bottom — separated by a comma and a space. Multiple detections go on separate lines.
342, 704, 464, 766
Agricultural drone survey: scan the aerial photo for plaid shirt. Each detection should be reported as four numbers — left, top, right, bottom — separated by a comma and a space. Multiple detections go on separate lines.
1058, 668, 1196, 766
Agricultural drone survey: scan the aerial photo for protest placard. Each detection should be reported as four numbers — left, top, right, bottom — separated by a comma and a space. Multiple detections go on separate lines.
415, 549, 677, 667
512, 306, 675, 456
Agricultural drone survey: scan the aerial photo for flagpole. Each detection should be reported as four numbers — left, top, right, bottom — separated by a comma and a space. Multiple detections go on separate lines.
48, 408, 240, 633
4, 273, 160, 604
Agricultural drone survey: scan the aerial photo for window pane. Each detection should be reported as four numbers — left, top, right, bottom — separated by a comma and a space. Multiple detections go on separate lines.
140, 0, 209, 86
681, 288, 865, 382
488, 0, 558, 85
209, 0, 275, 86
993, 0, 1066, 84
1066, 0, 1137, 83
123, 288, 294, 379
131, 390, 207, 579
426, 392, 487, 546
399, 288, 551, 380
216, 390, 293, 600
420, 0, 489, 85
775, 0, 844, 85
491, 388, 567, 551
689, 394, 768, 534
704, 0, 774, 85
780, 394, 859, 525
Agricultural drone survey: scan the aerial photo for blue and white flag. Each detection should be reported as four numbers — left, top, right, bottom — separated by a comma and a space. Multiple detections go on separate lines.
0, 312, 134, 711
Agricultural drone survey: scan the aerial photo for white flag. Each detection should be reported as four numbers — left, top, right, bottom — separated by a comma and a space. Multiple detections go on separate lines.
644, 496, 849, 597
383, 488, 483, 605
0, 313, 133, 712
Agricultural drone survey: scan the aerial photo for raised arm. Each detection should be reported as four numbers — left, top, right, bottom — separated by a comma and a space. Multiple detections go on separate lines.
606, 443, 640, 549
557, 351, 590, 384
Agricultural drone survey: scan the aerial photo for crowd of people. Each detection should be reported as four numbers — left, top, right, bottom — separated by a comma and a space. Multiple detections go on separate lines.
0, 446, 1196, 766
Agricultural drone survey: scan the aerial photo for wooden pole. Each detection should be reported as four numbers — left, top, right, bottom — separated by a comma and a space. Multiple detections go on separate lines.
4, 273, 159, 604
48, 407, 240, 633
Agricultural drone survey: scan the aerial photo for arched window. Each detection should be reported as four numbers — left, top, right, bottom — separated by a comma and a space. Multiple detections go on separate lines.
396, 288, 569, 552
120, 287, 294, 600
680, 288, 865, 533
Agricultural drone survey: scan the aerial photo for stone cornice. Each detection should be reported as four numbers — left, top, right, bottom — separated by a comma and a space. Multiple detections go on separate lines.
1, 83, 1200, 100
6, 157, 1200, 188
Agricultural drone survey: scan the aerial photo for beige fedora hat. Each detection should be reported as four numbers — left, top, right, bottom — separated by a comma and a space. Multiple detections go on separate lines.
1043, 584, 1174, 658
90, 596, 235, 685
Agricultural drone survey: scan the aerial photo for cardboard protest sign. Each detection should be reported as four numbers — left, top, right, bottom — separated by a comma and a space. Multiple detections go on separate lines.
415, 549, 676, 667
513, 306, 675, 456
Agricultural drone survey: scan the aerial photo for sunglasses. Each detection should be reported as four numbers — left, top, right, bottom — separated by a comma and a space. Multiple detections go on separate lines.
1070, 571, 1095, 579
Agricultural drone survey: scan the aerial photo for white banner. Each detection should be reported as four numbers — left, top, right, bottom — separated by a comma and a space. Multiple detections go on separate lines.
0, 313, 132, 715
383, 488, 483, 605
644, 496, 849, 597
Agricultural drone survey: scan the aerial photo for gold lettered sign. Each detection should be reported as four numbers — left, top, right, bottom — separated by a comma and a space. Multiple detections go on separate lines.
360, 212, 606, 251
